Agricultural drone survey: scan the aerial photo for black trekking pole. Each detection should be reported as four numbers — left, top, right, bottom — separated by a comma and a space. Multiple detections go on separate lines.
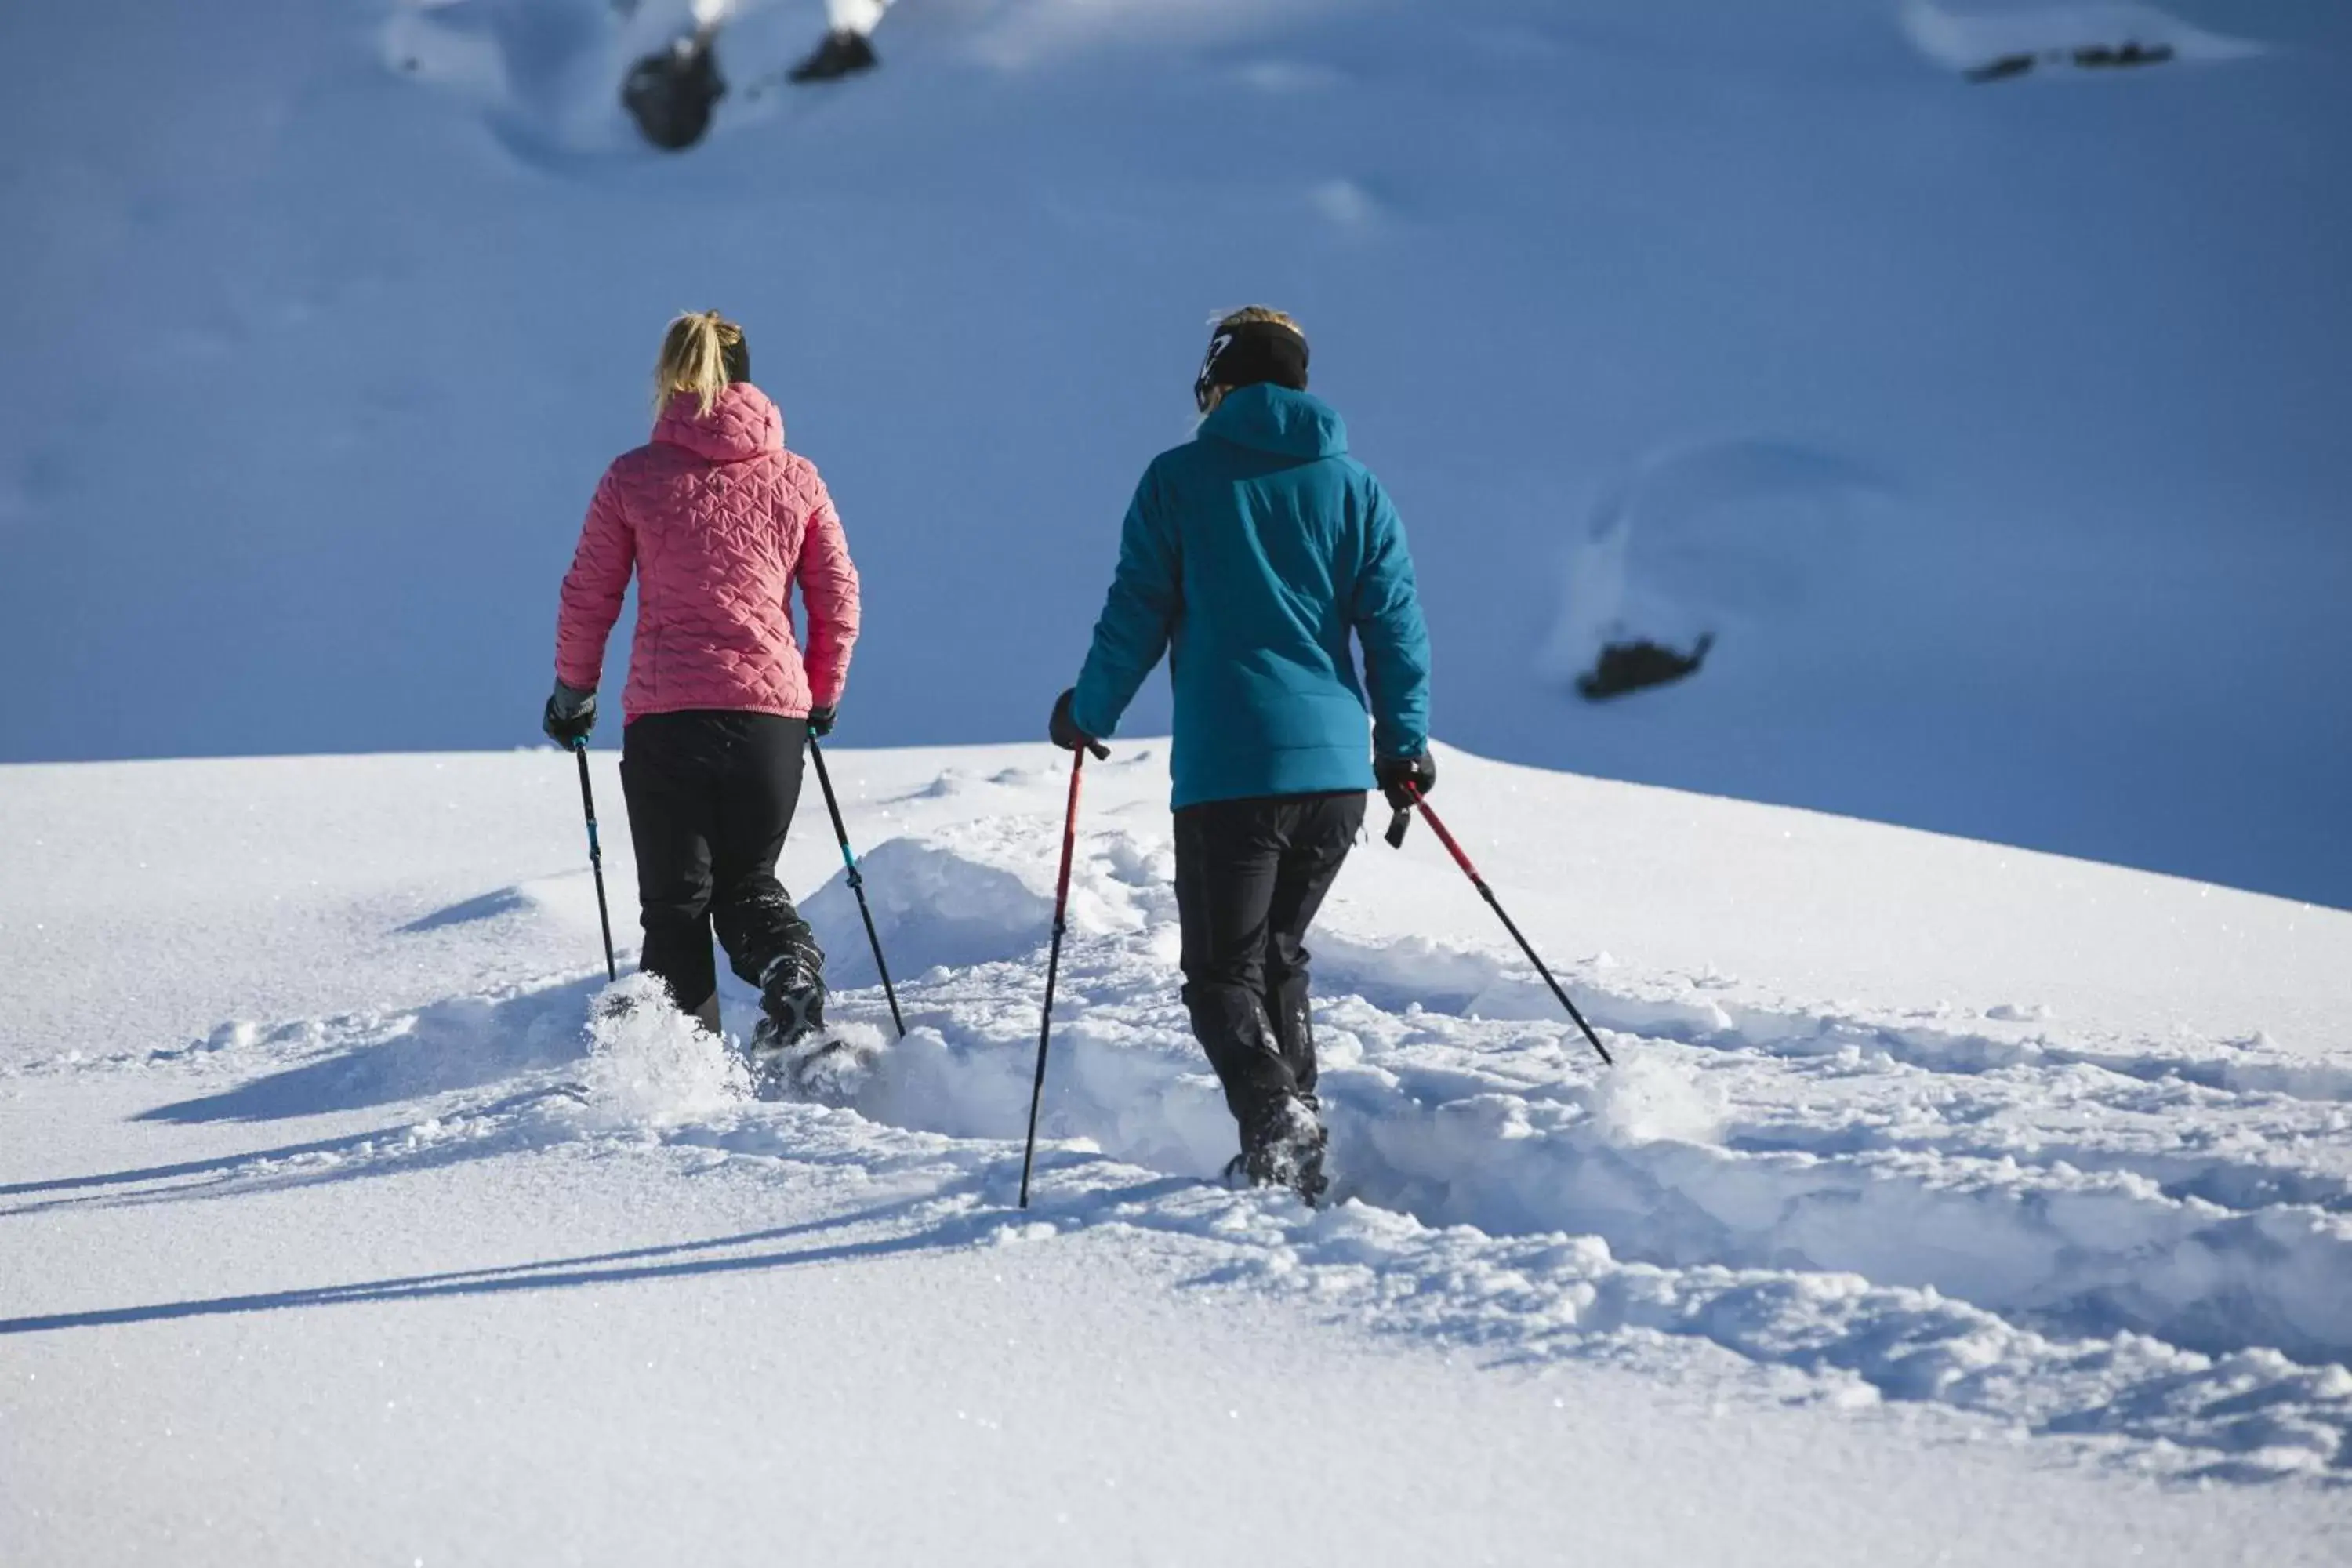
806, 735, 906, 1039
1386, 784, 1613, 1066
1018, 741, 1102, 1208
572, 739, 619, 984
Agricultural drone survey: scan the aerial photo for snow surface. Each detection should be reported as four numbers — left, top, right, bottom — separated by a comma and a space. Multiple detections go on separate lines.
4, 0, 2349, 906
6, 742, 2351, 1560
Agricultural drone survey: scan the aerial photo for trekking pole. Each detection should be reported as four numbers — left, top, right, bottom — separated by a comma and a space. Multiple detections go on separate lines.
1019, 742, 1103, 1207
806, 735, 906, 1038
1386, 785, 1613, 1066
572, 739, 619, 984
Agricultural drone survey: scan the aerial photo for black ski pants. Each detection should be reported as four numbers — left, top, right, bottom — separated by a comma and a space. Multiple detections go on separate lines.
619, 710, 815, 1014
1173, 790, 1366, 1140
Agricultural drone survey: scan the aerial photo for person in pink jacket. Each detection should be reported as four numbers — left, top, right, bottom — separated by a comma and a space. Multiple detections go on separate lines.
543, 310, 862, 1060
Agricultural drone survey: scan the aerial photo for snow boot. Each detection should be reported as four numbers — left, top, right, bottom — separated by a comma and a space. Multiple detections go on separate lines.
750, 945, 825, 1050
789, 29, 878, 84
746, 936, 829, 1090
1225, 1094, 1330, 1207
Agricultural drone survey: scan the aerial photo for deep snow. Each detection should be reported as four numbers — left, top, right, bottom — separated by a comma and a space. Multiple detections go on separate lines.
5, 741, 2351, 1561
3, 0, 2348, 906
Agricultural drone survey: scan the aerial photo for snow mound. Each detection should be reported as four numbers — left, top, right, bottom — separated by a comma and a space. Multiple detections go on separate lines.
804, 816, 1168, 985
127, 988, 591, 1123
803, 826, 1056, 982
1536, 438, 1887, 694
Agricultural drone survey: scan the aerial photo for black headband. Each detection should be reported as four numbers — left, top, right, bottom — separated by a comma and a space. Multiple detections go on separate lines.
1195, 320, 1308, 412
721, 335, 750, 385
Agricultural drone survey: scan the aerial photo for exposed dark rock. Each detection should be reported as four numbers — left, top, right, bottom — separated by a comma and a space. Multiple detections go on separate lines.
1965, 40, 2179, 84
622, 29, 727, 151
1576, 633, 1715, 702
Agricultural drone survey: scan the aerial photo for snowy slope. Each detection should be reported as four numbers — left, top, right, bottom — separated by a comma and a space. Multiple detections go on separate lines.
3, 0, 2349, 906
6, 742, 2351, 1561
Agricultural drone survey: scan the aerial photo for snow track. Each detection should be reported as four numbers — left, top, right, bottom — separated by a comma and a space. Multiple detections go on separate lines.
20, 789, 2349, 1483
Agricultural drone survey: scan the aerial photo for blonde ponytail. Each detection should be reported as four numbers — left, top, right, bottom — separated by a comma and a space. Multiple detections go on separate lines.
652, 310, 746, 419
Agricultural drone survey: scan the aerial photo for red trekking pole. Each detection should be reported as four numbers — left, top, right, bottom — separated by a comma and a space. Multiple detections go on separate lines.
1019, 740, 1105, 1207
1387, 786, 1613, 1066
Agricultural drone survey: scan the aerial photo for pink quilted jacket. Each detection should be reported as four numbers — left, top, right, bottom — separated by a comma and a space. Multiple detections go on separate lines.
555, 383, 861, 724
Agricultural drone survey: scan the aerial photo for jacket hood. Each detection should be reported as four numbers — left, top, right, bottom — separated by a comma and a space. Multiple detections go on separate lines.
653, 382, 785, 462
1199, 383, 1348, 460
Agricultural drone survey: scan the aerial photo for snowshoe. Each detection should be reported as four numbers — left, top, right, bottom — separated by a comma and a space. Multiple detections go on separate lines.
746, 1019, 880, 1105
746, 1027, 856, 1099
1225, 1095, 1330, 1207
746, 942, 832, 1093
750, 978, 823, 1053
788, 28, 878, 84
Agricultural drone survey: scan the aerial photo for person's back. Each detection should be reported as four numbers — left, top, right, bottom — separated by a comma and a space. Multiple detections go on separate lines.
1100, 382, 1425, 808
1051, 307, 1435, 1203
545, 310, 859, 1067
564, 383, 855, 722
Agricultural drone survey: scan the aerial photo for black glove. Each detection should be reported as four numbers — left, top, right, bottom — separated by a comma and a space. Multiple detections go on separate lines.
1049, 688, 1109, 760
808, 704, 837, 739
1374, 752, 1436, 812
543, 681, 597, 745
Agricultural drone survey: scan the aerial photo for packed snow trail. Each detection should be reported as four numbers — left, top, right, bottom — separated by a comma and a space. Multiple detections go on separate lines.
13, 747, 2349, 1491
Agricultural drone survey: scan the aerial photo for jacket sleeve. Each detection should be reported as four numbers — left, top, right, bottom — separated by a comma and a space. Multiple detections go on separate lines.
794, 473, 862, 709
1352, 477, 1432, 760
1071, 466, 1179, 739
554, 468, 635, 693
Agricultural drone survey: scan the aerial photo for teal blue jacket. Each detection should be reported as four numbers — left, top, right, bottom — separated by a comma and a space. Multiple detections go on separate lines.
1072, 385, 1432, 810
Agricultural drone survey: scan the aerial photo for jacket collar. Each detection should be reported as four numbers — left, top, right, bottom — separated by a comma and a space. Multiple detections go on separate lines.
653, 382, 785, 462
1199, 383, 1348, 459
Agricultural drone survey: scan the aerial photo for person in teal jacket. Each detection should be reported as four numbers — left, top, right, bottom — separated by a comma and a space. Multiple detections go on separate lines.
1049, 307, 1435, 1203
